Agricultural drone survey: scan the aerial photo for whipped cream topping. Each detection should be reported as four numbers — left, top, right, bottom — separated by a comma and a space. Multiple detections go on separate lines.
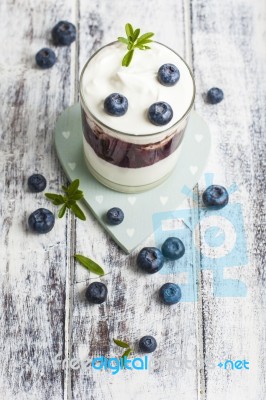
80, 41, 195, 136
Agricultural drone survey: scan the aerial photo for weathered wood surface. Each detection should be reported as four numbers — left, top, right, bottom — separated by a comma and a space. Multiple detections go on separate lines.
0, 1, 76, 399
0, 0, 265, 399
192, 0, 266, 399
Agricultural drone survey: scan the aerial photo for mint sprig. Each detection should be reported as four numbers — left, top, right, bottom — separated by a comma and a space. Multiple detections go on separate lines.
45, 179, 86, 221
118, 23, 154, 67
74, 254, 105, 275
113, 338, 133, 367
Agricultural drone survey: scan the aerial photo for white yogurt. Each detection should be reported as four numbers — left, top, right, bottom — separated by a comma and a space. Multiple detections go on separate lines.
83, 137, 183, 187
80, 41, 195, 135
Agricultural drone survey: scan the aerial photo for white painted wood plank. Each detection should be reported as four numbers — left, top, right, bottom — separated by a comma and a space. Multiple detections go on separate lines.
71, 1, 200, 399
0, 1, 76, 399
191, 0, 266, 398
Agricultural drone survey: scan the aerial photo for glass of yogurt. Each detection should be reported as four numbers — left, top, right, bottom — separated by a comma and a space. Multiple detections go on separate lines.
80, 41, 195, 193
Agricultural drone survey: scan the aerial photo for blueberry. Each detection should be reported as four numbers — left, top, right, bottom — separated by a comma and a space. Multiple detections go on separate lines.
28, 174, 47, 193
148, 102, 173, 126
158, 63, 180, 86
137, 247, 164, 274
35, 48, 56, 69
104, 93, 128, 116
106, 207, 124, 225
207, 87, 224, 104
139, 336, 157, 353
202, 185, 229, 209
28, 208, 55, 233
159, 283, 182, 305
85, 282, 108, 304
162, 237, 185, 260
52, 21, 76, 46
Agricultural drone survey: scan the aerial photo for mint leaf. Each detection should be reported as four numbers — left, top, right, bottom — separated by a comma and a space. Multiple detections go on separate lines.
45, 180, 86, 221
139, 46, 151, 50
122, 348, 132, 358
70, 203, 86, 220
119, 23, 154, 67
68, 192, 84, 201
136, 32, 154, 44
118, 37, 128, 45
113, 339, 130, 348
58, 204, 67, 218
45, 193, 65, 205
74, 254, 105, 275
45, 193, 61, 201
66, 200, 76, 207
52, 198, 65, 205
67, 179, 80, 195
122, 50, 134, 67
132, 28, 140, 42
125, 23, 134, 37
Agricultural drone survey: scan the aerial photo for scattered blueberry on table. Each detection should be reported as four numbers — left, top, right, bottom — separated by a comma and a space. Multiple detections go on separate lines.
35, 48, 56, 69
85, 282, 108, 304
161, 237, 185, 260
28, 174, 47, 193
52, 21, 76, 46
148, 101, 173, 126
106, 207, 124, 225
206, 87, 224, 104
202, 185, 229, 209
104, 93, 128, 116
28, 208, 55, 233
159, 283, 182, 305
139, 335, 157, 353
158, 63, 180, 86
137, 247, 164, 274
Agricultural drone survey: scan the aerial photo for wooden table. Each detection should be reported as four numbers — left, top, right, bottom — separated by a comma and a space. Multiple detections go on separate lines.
1, 0, 265, 399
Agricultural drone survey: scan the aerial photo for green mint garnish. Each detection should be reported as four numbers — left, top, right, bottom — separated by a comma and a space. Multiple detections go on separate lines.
121, 348, 132, 358
45, 179, 86, 221
113, 338, 133, 367
117, 23, 154, 67
74, 254, 105, 276
113, 339, 130, 349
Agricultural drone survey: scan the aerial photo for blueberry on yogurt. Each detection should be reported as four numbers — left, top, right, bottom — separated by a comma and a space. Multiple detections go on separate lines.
148, 102, 173, 126
158, 63, 180, 86
104, 93, 128, 116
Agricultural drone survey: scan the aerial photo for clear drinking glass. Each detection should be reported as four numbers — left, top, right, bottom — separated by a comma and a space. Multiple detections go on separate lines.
80, 42, 195, 193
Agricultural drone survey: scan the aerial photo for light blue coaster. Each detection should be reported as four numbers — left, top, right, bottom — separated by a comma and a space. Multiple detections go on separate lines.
55, 104, 211, 253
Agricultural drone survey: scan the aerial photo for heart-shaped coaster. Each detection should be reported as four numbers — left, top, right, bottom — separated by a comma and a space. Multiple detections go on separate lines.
55, 104, 211, 253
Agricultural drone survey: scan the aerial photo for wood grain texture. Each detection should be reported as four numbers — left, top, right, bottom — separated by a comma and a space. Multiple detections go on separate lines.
1, 0, 266, 399
191, 0, 266, 399
0, 0, 76, 399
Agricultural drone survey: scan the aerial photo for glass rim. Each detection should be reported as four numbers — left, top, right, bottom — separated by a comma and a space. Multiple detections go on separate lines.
79, 40, 196, 138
